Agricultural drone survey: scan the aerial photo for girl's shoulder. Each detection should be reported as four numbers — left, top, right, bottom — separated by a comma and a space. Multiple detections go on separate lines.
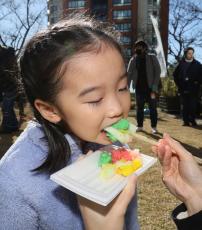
11, 120, 47, 152
0, 120, 83, 175
0, 121, 47, 172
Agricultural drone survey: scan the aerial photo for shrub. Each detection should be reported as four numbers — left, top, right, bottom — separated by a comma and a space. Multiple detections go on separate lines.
160, 77, 178, 97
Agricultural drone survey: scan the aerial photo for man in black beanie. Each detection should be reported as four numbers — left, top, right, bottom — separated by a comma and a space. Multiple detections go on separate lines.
127, 40, 161, 134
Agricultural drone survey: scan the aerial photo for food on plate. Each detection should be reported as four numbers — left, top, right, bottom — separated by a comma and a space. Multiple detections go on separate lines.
98, 146, 142, 179
98, 151, 112, 167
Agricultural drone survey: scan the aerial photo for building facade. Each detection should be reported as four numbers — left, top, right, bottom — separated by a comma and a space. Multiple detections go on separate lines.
47, 0, 169, 60
47, 0, 63, 24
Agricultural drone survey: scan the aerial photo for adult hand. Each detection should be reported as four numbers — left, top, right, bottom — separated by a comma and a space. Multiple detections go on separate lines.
78, 175, 137, 230
152, 134, 202, 216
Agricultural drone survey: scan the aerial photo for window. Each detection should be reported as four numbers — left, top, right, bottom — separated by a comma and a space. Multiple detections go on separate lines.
148, 0, 153, 4
113, 10, 131, 19
115, 23, 131, 32
92, 1, 108, 21
120, 36, 131, 44
50, 5, 58, 13
50, 17, 56, 24
153, 10, 157, 17
113, 0, 131, 6
68, 0, 85, 9
124, 48, 132, 58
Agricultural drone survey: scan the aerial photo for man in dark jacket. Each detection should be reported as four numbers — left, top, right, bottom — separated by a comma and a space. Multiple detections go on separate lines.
0, 45, 19, 133
173, 47, 202, 126
127, 40, 161, 134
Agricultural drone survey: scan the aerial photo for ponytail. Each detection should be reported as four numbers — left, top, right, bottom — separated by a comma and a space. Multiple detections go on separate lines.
32, 109, 71, 173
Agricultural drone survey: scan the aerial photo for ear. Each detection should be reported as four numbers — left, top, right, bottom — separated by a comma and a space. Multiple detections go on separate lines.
34, 99, 62, 124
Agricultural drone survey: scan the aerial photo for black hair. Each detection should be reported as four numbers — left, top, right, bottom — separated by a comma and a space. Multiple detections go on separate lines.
184, 47, 195, 57
134, 40, 148, 49
19, 15, 123, 174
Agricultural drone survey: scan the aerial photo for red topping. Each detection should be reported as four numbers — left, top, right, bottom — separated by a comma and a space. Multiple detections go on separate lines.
111, 148, 132, 163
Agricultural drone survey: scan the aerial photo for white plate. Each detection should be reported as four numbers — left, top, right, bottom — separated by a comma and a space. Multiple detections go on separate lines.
50, 149, 157, 206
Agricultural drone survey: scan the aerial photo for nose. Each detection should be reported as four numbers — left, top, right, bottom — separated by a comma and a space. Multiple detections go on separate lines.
106, 96, 123, 118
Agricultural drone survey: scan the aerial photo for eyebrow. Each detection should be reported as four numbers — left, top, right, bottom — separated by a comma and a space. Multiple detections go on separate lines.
79, 86, 101, 97
78, 71, 127, 97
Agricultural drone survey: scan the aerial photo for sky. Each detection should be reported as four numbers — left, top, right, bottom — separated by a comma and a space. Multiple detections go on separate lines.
0, 0, 47, 49
168, 0, 202, 63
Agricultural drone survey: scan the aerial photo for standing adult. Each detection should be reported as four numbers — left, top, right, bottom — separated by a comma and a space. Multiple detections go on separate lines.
0, 46, 19, 133
127, 40, 161, 134
173, 47, 202, 126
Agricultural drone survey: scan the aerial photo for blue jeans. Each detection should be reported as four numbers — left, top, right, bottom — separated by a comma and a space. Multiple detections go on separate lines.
136, 91, 158, 128
1, 91, 18, 132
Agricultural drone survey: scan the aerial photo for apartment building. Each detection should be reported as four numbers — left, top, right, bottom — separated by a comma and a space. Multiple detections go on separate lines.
47, 0, 169, 60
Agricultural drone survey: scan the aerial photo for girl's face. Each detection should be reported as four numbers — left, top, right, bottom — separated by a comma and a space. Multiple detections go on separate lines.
56, 46, 131, 144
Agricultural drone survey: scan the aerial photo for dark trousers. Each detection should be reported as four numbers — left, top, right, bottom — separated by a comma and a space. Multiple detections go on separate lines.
136, 91, 158, 127
16, 93, 26, 116
181, 93, 197, 124
1, 91, 18, 132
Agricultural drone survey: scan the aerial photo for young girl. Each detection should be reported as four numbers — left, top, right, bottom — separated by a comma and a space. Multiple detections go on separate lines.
0, 16, 139, 229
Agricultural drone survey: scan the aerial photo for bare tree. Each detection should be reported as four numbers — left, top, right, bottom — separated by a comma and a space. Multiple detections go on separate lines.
0, 0, 47, 57
0, 1, 12, 21
169, 0, 202, 62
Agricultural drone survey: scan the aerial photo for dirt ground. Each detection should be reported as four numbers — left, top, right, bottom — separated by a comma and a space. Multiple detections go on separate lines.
0, 104, 202, 230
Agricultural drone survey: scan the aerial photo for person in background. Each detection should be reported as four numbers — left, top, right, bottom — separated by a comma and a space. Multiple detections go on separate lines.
16, 75, 27, 120
173, 47, 202, 127
0, 45, 19, 133
127, 40, 161, 134
153, 134, 202, 229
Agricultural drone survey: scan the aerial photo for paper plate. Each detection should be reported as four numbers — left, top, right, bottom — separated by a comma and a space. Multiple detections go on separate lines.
50, 148, 157, 206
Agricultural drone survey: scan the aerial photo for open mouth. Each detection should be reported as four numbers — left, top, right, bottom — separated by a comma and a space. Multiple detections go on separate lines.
103, 119, 134, 144
101, 128, 118, 143
101, 129, 109, 138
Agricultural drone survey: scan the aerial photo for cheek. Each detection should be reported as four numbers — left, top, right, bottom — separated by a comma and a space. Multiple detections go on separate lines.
120, 93, 131, 115
59, 104, 101, 139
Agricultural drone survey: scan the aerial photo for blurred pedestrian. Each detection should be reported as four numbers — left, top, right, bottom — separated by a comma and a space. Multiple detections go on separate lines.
127, 40, 161, 134
173, 47, 202, 126
0, 45, 19, 133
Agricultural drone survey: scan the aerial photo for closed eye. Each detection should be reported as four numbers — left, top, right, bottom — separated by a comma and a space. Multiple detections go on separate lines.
87, 98, 103, 106
119, 86, 128, 92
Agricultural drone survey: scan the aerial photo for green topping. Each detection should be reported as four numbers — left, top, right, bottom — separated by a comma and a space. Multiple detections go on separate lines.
104, 119, 130, 143
112, 119, 129, 130
98, 151, 112, 167
106, 133, 117, 142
